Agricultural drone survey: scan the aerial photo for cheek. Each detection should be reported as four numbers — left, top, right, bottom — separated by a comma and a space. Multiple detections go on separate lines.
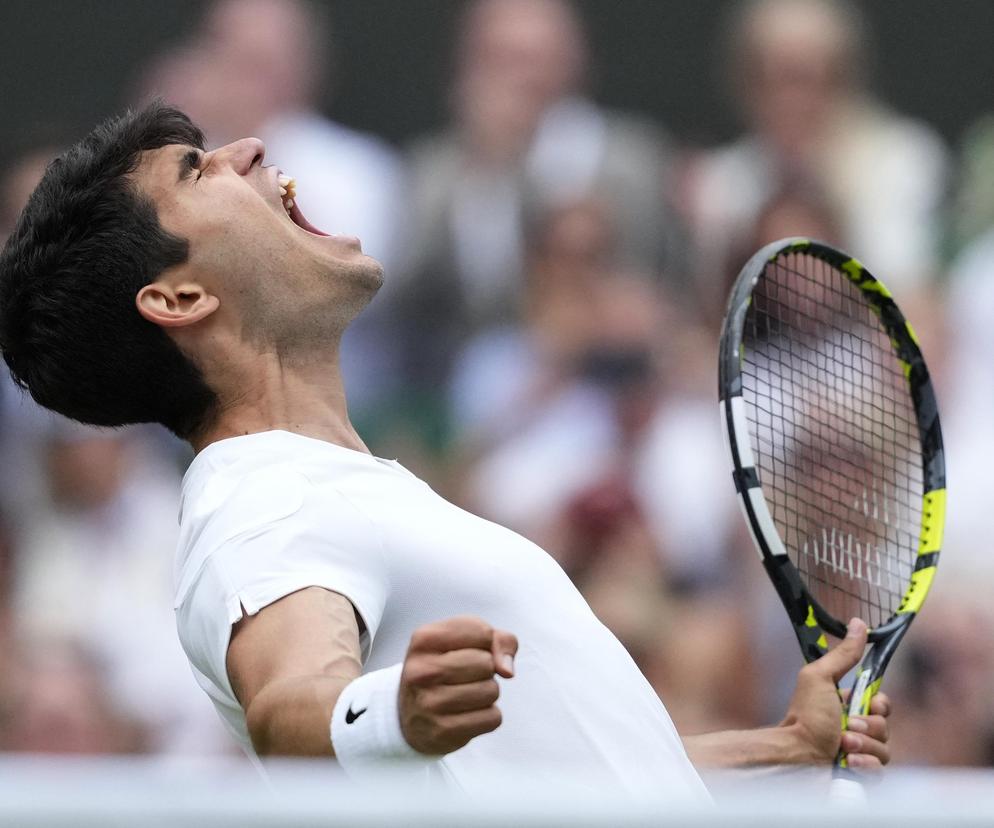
191, 207, 288, 271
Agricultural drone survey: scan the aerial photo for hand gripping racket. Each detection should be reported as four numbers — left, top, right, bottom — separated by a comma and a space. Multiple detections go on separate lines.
718, 238, 945, 797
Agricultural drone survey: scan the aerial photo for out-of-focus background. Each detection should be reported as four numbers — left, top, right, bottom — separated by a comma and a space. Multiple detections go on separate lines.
2, 0, 994, 772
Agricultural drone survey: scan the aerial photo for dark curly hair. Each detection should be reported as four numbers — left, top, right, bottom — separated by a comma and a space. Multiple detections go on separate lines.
0, 103, 217, 439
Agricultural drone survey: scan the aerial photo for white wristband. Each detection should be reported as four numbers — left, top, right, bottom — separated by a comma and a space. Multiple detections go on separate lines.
330, 663, 434, 776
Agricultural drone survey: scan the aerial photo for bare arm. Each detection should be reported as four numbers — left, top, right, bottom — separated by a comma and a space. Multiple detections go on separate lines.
226, 589, 518, 759
684, 726, 818, 769
683, 620, 891, 770
226, 587, 362, 757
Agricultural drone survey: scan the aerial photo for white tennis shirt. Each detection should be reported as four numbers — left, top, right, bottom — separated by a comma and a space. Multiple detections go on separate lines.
174, 430, 708, 798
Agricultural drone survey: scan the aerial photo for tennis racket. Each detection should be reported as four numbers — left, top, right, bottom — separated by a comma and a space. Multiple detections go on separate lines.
718, 238, 945, 796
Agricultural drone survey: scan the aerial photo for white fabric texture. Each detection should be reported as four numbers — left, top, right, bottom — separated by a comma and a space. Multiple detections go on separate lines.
174, 430, 708, 799
330, 663, 437, 779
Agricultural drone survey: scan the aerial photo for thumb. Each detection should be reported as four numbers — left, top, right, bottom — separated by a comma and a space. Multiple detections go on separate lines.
492, 629, 519, 679
816, 617, 868, 682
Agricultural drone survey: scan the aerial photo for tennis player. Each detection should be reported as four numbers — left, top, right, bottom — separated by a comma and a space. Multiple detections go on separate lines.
0, 105, 889, 795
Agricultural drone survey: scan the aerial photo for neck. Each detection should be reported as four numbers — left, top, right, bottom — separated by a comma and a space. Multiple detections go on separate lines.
190, 346, 368, 456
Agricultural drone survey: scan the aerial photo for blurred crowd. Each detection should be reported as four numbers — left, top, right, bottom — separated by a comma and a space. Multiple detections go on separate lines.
1, 0, 994, 768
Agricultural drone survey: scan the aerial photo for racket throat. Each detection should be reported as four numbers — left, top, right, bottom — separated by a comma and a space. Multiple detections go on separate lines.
762, 556, 832, 661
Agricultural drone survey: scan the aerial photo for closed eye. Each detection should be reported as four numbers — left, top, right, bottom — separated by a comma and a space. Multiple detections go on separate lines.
184, 149, 203, 181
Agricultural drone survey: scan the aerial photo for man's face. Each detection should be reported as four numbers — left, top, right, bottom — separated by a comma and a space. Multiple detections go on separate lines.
132, 137, 383, 350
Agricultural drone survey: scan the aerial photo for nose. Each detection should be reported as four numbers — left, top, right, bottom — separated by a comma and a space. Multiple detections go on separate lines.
209, 137, 266, 175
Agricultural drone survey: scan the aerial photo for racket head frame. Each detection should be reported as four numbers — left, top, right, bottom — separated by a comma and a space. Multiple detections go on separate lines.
718, 237, 945, 666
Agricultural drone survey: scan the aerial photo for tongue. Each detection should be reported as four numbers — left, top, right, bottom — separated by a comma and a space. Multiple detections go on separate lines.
289, 201, 329, 236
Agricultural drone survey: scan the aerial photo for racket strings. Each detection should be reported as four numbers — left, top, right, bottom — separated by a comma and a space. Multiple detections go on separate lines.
741, 252, 922, 627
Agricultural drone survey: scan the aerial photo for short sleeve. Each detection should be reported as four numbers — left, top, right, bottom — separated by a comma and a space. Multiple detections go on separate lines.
174, 464, 389, 718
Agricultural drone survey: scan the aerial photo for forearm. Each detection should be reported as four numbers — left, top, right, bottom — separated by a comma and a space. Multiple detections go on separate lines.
246, 674, 351, 757
683, 724, 816, 769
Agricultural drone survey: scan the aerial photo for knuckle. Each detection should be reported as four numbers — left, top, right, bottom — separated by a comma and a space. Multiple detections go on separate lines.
404, 658, 442, 688
457, 648, 495, 676
419, 687, 445, 713
453, 615, 492, 637
483, 679, 500, 704
409, 626, 433, 650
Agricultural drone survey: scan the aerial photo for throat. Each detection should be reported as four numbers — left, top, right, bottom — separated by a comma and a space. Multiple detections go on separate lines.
193, 348, 367, 456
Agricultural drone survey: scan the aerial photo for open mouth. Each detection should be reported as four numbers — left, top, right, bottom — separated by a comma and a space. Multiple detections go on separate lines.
278, 173, 329, 237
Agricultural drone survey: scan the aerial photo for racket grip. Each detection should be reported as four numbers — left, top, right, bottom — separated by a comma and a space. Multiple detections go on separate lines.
829, 769, 868, 806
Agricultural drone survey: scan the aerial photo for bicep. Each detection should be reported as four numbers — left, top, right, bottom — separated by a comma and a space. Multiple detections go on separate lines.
226, 586, 364, 713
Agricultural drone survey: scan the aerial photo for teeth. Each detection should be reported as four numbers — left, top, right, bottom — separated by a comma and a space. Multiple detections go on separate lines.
278, 174, 296, 196
278, 173, 297, 215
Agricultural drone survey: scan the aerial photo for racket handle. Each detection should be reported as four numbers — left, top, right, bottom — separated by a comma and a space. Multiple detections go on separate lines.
829, 769, 867, 806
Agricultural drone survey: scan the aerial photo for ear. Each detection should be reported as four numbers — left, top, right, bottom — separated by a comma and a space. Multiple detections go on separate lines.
136, 282, 219, 329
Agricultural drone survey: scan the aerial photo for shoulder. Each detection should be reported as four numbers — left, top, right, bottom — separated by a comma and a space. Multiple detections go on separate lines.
844, 100, 949, 173
179, 460, 313, 558
175, 442, 389, 609
181, 459, 381, 567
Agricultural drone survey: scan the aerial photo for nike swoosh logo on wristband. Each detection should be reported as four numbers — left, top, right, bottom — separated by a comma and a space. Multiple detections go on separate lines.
345, 705, 368, 724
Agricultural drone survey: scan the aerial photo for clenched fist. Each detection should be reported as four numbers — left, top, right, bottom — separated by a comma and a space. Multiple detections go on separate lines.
399, 616, 518, 755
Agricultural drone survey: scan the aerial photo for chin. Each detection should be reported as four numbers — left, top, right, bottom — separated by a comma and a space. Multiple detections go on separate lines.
349, 254, 386, 296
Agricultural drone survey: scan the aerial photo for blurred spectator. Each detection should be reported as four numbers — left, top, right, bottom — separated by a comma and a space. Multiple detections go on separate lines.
453, 199, 737, 587
395, 0, 681, 404
885, 582, 994, 766
449, 199, 621, 449
0, 640, 145, 754
940, 223, 994, 582
138, 0, 405, 417
685, 0, 948, 319
699, 178, 844, 330
950, 115, 994, 255
11, 423, 232, 755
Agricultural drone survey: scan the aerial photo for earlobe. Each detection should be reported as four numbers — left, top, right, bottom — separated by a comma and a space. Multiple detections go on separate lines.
136, 282, 220, 329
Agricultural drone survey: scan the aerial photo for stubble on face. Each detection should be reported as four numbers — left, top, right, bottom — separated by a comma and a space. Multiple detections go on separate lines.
236, 252, 384, 364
